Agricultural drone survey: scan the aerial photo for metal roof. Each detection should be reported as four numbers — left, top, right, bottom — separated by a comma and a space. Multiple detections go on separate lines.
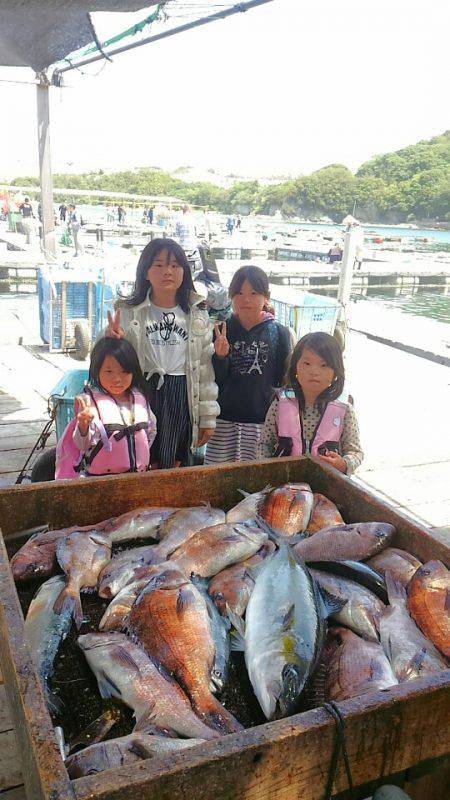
0, 2, 158, 72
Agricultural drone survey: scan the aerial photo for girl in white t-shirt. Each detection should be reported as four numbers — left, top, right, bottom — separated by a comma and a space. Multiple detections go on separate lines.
105, 238, 219, 469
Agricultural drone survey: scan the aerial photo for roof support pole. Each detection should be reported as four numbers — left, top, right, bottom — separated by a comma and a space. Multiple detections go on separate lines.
36, 74, 56, 258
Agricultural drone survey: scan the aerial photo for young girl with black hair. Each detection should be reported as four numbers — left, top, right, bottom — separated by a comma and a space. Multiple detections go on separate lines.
204, 265, 292, 464
105, 238, 219, 469
258, 331, 363, 475
55, 337, 156, 479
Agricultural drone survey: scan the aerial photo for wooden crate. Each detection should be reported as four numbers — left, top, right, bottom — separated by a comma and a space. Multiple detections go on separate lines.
0, 457, 449, 800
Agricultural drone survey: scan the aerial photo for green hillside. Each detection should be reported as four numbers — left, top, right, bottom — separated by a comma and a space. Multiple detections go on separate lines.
10, 131, 450, 225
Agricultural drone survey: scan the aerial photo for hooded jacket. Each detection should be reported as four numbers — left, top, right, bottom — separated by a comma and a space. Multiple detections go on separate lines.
213, 315, 291, 424
117, 291, 219, 452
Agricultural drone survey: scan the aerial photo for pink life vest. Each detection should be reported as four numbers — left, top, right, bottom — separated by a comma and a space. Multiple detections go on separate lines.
55, 388, 155, 480
277, 392, 347, 457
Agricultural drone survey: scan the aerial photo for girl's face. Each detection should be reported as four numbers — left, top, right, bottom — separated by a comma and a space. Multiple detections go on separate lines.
146, 248, 184, 298
295, 347, 335, 397
99, 356, 133, 396
232, 279, 267, 321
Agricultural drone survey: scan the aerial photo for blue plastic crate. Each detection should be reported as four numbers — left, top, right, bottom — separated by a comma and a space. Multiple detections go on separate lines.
271, 289, 339, 340
49, 369, 89, 440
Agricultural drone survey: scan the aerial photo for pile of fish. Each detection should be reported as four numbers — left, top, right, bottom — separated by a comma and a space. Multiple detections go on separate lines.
12, 482, 450, 779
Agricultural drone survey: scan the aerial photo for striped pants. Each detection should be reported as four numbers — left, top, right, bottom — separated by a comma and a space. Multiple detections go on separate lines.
147, 374, 192, 469
204, 418, 263, 465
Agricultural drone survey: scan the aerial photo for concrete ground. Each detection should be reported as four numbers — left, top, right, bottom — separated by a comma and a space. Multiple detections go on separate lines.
0, 292, 448, 539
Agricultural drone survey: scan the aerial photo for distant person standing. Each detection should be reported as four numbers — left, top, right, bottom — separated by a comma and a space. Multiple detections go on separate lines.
328, 242, 343, 263
226, 216, 235, 235
175, 204, 197, 251
19, 197, 34, 244
148, 206, 154, 225
68, 204, 83, 256
235, 214, 242, 229
117, 205, 124, 223
59, 202, 67, 222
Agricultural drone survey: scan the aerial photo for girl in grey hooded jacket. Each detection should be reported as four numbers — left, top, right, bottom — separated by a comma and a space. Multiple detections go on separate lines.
105, 238, 219, 469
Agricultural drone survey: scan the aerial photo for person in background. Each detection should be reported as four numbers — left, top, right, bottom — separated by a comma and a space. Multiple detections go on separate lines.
328, 242, 343, 263
59, 202, 67, 222
104, 238, 219, 469
226, 215, 235, 235
204, 265, 291, 465
258, 331, 363, 475
19, 196, 34, 245
117, 205, 124, 223
68, 204, 83, 256
148, 206, 154, 225
55, 337, 156, 480
235, 213, 242, 229
175, 204, 197, 251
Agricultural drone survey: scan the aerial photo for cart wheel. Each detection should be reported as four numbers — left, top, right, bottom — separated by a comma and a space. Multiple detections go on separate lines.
333, 322, 346, 352
31, 448, 56, 483
73, 320, 91, 361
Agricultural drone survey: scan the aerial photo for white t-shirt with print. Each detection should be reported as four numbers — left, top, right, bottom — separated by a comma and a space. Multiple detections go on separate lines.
142, 302, 188, 379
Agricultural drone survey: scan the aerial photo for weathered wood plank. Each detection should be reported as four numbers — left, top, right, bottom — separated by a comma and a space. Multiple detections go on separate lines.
405, 757, 450, 800
0, 730, 22, 792
0, 787, 27, 800
0, 434, 56, 452
0, 447, 54, 474
0, 422, 51, 439
0, 536, 76, 800
72, 672, 450, 800
0, 685, 13, 732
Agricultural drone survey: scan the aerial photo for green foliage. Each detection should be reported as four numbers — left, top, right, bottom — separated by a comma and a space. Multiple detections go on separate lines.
9, 132, 450, 224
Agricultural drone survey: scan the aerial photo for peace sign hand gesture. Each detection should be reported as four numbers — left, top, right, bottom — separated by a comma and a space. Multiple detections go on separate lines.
106, 308, 124, 339
214, 321, 230, 359
75, 395, 95, 437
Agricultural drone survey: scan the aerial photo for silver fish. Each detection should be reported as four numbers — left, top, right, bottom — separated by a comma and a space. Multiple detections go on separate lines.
292, 522, 395, 563
379, 573, 448, 681
25, 575, 72, 713
191, 575, 231, 694
65, 733, 205, 779
226, 486, 272, 524
233, 543, 343, 720
99, 566, 169, 631
310, 569, 385, 642
78, 632, 220, 740
154, 505, 226, 555
54, 531, 111, 628
104, 507, 179, 543
323, 627, 398, 701
170, 523, 267, 579
97, 545, 161, 598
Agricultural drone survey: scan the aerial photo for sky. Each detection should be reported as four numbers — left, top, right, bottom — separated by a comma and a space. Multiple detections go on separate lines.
0, 0, 449, 181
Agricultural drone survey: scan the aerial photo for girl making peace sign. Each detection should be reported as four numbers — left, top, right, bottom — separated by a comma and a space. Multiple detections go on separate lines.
205, 265, 292, 464
105, 238, 219, 469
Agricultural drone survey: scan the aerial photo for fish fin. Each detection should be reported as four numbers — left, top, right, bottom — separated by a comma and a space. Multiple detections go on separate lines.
127, 739, 154, 760
317, 585, 347, 618
112, 645, 142, 678
243, 561, 267, 582
384, 572, 407, 606
282, 603, 296, 630
97, 670, 121, 700
53, 587, 84, 630
237, 489, 251, 498
226, 604, 246, 651
191, 573, 209, 592
255, 516, 283, 546
445, 589, 450, 612
405, 647, 428, 677
133, 701, 157, 732
176, 586, 194, 616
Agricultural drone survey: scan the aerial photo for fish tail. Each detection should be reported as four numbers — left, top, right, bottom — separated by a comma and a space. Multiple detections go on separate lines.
53, 586, 83, 629
192, 692, 243, 734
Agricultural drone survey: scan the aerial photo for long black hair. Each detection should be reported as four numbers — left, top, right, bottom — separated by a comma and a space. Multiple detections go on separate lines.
88, 338, 147, 395
286, 332, 345, 412
118, 238, 195, 313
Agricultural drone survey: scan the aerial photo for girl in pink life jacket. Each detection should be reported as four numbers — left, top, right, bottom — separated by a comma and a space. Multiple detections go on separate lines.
55, 338, 156, 479
258, 332, 363, 475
